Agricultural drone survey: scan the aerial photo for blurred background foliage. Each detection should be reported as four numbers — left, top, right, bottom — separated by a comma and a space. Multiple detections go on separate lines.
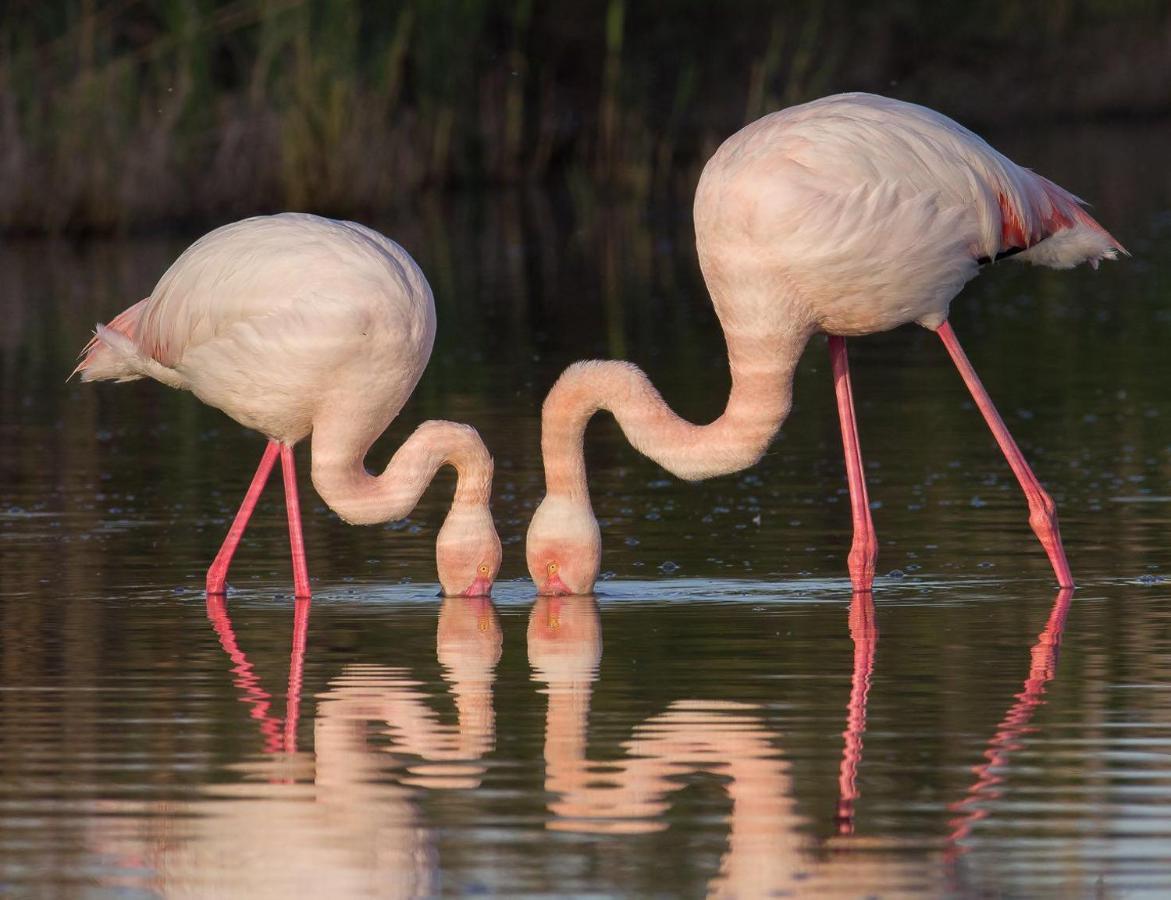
1, 0, 1170, 233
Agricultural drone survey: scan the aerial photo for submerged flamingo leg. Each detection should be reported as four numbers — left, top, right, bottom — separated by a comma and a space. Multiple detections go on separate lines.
828, 336, 878, 591
280, 444, 312, 599
207, 440, 281, 595
936, 321, 1074, 588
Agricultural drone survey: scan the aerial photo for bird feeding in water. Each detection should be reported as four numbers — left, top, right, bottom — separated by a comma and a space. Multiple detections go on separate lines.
526, 92, 1125, 596
75, 214, 501, 599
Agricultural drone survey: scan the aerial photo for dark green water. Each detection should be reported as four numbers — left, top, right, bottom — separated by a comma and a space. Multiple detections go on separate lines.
1, 123, 1170, 896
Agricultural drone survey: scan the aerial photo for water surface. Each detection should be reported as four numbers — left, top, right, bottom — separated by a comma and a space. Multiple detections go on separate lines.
1, 122, 1170, 896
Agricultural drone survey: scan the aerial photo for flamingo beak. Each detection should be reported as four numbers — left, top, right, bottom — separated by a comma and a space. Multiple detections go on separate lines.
461, 575, 493, 598
540, 571, 572, 596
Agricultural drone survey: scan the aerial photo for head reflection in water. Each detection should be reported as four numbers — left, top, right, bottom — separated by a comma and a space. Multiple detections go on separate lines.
526, 592, 929, 895
435, 596, 503, 766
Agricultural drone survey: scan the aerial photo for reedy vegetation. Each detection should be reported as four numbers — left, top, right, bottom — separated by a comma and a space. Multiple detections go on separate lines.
1, 0, 1168, 233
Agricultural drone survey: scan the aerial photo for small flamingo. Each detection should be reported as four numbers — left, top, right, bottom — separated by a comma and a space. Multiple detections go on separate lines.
527, 92, 1125, 595
75, 213, 501, 598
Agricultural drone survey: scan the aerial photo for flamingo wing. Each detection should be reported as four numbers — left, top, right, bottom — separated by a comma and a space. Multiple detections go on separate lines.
779, 93, 1125, 269
75, 214, 427, 387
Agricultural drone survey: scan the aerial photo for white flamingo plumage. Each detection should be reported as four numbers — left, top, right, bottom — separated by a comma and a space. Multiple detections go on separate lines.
527, 92, 1125, 595
76, 213, 501, 599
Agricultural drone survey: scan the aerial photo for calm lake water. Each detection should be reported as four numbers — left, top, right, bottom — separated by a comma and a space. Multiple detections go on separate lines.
2, 122, 1170, 897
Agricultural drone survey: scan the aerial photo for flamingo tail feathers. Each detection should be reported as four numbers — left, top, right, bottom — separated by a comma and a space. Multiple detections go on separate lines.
71, 298, 185, 388
1013, 177, 1127, 271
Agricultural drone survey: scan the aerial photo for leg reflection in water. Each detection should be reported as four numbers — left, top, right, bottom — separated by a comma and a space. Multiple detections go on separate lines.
836, 591, 878, 835
527, 592, 927, 896
206, 593, 311, 757
948, 588, 1076, 853
90, 595, 502, 898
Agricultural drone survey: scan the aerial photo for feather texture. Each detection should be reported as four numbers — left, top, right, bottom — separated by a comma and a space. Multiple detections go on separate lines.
695, 92, 1125, 332
75, 213, 501, 597
527, 92, 1122, 595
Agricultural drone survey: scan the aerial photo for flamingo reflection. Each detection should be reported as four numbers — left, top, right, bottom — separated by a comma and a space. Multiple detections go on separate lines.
92, 595, 502, 897
318, 596, 502, 790
528, 592, 916, 895
206, 593, 502, 788
948, 588, 1075, 851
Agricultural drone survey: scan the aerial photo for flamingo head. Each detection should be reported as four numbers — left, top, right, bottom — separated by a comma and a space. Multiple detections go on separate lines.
436, 505, 501, 597
525, 493, 601, 596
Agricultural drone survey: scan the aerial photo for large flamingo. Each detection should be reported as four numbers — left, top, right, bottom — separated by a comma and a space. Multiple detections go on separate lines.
527, 92, 1125, 596
76, 214, 501, 599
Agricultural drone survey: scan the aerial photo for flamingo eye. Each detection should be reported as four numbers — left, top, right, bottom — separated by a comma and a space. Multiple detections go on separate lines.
547, 561, 559, 575
478, 563, 490, 576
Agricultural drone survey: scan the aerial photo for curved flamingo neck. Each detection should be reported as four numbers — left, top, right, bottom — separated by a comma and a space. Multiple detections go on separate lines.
310, 418, 493, 525
539, 324, 812, 501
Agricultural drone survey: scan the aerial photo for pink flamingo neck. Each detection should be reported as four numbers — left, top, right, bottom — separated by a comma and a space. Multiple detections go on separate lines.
310, 418, 494, 525
539, 327, 811, 501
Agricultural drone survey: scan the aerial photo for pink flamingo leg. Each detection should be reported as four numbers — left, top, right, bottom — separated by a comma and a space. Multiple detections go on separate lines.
207, 440, 281, 595
280, 444, 312, 599
936, 322, 1074, 588
828, 336, 878, 591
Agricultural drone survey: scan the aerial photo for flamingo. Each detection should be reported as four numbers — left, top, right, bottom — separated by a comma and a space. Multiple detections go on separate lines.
526, 92, 1125, 595
75, 213, 501, 599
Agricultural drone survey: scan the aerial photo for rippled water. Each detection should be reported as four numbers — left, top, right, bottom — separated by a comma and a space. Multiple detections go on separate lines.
2, 122, 1170, 896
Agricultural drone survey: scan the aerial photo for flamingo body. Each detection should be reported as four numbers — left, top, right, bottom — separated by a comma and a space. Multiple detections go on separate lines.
78, 213, 500, 598
80, 215, 435, 446
527, 93, 1124, 595
696, 92, 1119, 339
